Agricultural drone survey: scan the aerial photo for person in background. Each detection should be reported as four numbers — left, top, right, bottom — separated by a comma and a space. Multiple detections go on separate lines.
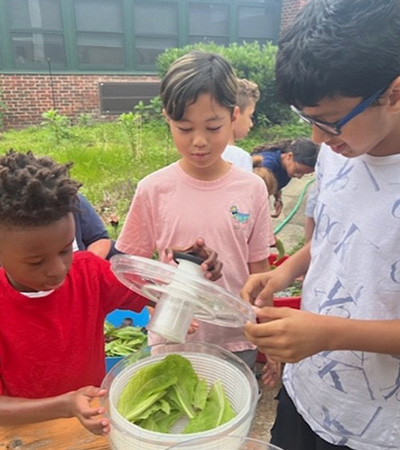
242, 1, 400, 449
222, 78, 260, 172
73, 193, 120, 260
116, 51, 275, 369
252, 138, 319, 217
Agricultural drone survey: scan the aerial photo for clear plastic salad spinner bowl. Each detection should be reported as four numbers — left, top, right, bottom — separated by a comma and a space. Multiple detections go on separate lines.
100, 342, 259, 450
110, 253, 256, 343
167, 435, 283, 450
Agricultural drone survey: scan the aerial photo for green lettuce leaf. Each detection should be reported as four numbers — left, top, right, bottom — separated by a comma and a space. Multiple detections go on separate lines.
139, 409, 184, 433
183, 380, 236, 434
117, 354, 180, 421
133, 398, 171, 421
166, 355, 199, 419
192, 379, 208, 411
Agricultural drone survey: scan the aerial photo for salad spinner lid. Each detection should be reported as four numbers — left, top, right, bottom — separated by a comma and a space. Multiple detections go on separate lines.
110, 254, 256, 328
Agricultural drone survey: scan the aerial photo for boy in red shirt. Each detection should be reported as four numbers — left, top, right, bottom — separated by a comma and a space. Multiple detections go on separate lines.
0, 150, 218, 435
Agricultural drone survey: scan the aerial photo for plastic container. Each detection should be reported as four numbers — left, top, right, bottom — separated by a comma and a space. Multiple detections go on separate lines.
105, 356, 123, 373
101, 342, 259, 450
106, 308, 150, 328
167, 435, 283, 450
148, 254, 205, 343
110, 254, 256, 344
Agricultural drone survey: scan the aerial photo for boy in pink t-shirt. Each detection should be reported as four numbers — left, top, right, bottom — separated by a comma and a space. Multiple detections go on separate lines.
117, 51, 274, 368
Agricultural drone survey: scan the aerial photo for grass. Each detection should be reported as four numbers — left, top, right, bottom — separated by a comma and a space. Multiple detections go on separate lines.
0, 116, 310, 233
0, 120, 179, 231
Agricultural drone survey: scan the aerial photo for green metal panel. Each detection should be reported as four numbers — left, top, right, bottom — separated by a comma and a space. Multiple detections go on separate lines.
0, 0, 13, 68
0, 0, 282, 74
178, 0, 187, 47
60, 0, 79, 69
122, 0, 134, 69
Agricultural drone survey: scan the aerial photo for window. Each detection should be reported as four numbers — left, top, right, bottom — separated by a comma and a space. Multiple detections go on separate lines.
237, 5, 279, 44
133, 1, 179, 69
188, 3, 229, 46
74, 0, 125, 68
1, 0, 283, 73
8, 0, 66, 68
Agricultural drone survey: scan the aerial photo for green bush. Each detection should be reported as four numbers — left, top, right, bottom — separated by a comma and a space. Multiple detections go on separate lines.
157, 42, 291, 125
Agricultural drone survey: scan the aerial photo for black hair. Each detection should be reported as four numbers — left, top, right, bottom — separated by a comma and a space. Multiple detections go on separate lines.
160, 51, 238, 120
252, 138, 319, 168
276, 0, 400, 108
0, 150, 81, 228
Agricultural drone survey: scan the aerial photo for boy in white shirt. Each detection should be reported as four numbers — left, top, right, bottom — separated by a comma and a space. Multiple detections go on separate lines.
222, 78, 260, 172
243, 0, 400, 449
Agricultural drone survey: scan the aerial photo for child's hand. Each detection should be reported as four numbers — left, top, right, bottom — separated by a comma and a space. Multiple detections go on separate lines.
241, 269, 291, 307
261, 354, 282, 387
271, 199, 283, 218
66, 386, 110, 435
245, 307, 328, 363
165, 237, 223, 281
187, 319, 199, 335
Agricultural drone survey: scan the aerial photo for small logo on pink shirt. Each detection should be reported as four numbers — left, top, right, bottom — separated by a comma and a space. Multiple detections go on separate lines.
230, 205, 250, 228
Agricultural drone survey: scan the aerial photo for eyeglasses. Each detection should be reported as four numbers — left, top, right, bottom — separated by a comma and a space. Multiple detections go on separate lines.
290, 86, 387, 136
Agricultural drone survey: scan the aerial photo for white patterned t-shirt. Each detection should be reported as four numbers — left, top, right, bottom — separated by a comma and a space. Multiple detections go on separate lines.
283, 144, 400, 450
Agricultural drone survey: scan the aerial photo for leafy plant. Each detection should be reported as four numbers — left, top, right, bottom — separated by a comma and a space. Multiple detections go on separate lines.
117, 111, 143, 158
41, 109, 71, 143
75, 112, 95, 127
134, 96, 164, 123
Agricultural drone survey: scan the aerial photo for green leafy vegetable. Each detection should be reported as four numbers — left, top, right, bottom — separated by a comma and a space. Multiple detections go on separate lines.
117, 355, 236, 434
139, 409, 184, 433
183, 381, 236, 434
166, 355, 199, 419
192, 379, 208, 411
118, 355, 180, 421
104, 322, 147, 357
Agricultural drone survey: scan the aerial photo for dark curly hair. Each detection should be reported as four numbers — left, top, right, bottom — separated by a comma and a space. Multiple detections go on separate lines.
0, 150, 81, 227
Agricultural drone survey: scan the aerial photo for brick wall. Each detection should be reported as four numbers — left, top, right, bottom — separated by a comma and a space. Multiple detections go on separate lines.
0, 74, 159, 129
281, 0, 308, 30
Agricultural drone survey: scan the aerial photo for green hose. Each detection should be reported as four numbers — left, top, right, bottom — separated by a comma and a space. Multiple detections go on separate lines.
273, 177, 315, 235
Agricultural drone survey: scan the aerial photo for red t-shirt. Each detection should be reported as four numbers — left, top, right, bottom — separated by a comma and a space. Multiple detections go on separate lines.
0, 252, 147, 398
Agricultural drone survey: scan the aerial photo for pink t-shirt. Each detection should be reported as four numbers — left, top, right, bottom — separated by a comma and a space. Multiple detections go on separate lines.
117, 162, 274, 351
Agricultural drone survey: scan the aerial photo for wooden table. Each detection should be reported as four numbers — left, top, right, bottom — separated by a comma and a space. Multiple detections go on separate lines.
0, 418, 109, 450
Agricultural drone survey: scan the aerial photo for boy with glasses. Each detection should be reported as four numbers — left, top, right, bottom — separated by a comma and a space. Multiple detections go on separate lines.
242, 0, 400, 449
